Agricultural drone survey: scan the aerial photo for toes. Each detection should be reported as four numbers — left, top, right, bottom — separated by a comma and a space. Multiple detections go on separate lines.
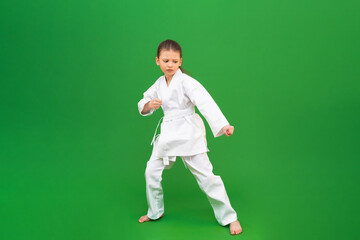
138, 215, 148, 223
229, 222, 242, 235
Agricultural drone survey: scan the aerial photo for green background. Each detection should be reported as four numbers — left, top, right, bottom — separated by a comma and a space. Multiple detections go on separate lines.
1, 0, 359, 239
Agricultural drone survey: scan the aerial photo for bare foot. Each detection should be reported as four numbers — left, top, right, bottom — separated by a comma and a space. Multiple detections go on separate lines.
138, 213, 164, 223
138, 215, 150, 223
229, 220, 242, 235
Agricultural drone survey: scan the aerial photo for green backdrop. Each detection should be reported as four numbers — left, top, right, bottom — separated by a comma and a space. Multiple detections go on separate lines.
1, 0, 359, 239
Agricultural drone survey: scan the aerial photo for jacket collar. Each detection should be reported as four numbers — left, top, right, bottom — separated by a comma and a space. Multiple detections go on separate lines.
163, 68, 182, 86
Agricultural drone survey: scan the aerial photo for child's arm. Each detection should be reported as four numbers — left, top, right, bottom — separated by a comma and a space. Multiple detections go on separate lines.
137, 82, 160, 116
184, 79, 232, 138
141, 99, 162, 115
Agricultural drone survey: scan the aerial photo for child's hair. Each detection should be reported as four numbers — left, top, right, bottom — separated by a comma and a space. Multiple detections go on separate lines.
157, 39, 192, 76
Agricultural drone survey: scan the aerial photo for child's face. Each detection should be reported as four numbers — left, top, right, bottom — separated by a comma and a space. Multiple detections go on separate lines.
156, 49, 182, 76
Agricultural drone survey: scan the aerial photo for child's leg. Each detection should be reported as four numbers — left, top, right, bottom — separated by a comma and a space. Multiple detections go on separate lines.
180, 152, 238, 226
144, 153, 175, 220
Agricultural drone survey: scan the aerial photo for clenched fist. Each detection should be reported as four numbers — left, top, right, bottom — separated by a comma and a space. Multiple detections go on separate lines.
149, 98, 162, 110
222, 125, 234, 137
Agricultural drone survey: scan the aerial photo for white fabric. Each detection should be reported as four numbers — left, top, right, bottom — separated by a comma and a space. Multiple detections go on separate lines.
137, 68, 230, 166
145, 150, 238, 226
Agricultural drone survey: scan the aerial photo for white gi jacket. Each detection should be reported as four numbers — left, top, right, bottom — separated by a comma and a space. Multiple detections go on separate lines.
137, 68, 229, 166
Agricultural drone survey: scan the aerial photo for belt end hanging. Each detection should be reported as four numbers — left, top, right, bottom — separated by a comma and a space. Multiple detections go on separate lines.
150, 116, 164, 145
163, 156, 169, 165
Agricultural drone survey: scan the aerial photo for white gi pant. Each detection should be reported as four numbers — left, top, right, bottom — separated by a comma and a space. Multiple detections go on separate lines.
144, 150, 238, 226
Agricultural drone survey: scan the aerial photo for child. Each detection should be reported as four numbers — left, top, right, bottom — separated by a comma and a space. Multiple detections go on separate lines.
137, 39, 242, 235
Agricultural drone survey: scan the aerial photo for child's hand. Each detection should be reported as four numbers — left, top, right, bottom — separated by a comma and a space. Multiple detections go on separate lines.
222, 125, 234, 137
149, 98, 162, 110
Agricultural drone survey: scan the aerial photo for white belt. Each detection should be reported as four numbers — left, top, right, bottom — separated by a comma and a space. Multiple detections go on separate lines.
150, 108, 195, 166
150, 108, 195, 146
163, 108, 195, 122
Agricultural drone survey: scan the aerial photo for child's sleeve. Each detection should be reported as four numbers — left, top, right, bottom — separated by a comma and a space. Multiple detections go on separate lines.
137, 81, 158, 116
184, 78, 230, 138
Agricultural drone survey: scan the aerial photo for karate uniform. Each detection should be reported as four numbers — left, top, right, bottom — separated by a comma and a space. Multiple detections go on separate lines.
137, 68, 238, 226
